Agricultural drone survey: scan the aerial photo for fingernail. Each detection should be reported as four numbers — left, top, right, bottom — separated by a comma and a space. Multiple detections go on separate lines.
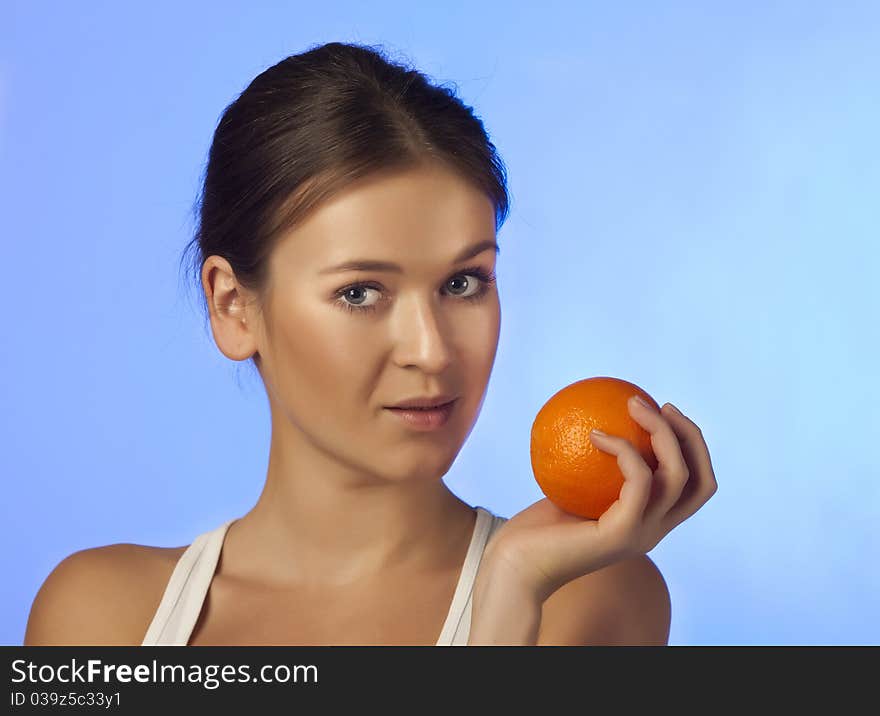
633, 395, 654, 411
665, 403, 682, 415
591, 428, 607, 438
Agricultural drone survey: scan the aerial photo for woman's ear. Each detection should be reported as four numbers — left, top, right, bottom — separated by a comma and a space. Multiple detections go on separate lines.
202, 256, 261, 362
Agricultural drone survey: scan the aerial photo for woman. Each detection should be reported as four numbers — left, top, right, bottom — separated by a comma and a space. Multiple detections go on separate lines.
24, 41, 717, 646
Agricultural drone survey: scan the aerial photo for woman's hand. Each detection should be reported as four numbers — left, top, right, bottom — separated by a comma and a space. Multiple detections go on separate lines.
484, 398, 718, 603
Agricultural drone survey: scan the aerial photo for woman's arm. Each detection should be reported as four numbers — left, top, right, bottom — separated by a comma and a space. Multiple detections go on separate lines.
467, 554, 543, 645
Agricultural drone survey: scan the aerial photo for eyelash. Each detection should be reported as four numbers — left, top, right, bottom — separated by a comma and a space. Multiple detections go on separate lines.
333, 265, 497, 315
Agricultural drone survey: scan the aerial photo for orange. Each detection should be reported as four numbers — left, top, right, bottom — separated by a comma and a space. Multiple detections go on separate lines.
529, 376, 660, 520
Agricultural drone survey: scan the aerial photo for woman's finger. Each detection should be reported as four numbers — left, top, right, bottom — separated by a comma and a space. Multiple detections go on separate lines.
627, 396, 692, 524
588, 430, 654, 553
658, 403, 718, 530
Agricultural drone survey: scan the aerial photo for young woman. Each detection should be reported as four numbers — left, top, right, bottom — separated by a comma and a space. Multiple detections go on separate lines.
24, 41, 717, 646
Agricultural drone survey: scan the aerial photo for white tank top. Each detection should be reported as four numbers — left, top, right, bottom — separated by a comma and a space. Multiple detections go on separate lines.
141, 506, 507, 646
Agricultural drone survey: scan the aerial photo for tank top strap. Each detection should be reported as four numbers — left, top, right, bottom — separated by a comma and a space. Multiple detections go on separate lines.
435, 506, 506, 646
141, 518, 237, 646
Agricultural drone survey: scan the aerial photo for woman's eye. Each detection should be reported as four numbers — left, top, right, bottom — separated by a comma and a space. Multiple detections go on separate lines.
445, 274, 483, 298
340, 286, 380, 309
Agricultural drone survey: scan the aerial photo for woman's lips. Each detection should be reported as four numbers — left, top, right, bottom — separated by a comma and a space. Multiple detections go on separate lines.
384, 399, 457, 430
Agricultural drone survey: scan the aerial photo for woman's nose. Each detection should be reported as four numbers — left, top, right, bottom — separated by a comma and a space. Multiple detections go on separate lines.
391, 298, 454, 373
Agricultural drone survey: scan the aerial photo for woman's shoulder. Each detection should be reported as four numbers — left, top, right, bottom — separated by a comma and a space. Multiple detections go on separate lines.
24, 539, 189, 646
537, 554, 671, 646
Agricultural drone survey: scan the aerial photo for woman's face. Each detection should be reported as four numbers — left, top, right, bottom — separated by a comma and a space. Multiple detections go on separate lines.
251, 163, 501, 483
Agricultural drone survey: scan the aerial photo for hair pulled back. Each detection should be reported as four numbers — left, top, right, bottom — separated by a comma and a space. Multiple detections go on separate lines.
180, 41, 511, 361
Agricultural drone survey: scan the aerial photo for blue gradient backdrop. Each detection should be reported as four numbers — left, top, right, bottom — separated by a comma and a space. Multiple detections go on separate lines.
3, 1, 878, 645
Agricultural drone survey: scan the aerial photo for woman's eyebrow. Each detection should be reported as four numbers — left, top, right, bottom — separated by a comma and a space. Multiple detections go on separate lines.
319, 240, 499, 275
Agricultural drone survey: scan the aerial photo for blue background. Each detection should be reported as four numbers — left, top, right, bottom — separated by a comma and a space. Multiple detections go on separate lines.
3, 1, 878, 645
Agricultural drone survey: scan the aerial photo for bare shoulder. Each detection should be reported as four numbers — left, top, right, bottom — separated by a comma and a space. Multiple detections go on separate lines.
537, 554, 671, 646
24, 541, 187, 646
